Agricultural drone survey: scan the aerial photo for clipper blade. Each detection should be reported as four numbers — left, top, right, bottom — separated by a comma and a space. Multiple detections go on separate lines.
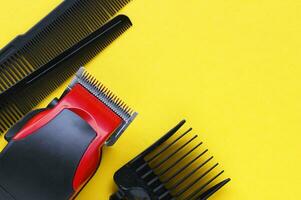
70, 67, 137, 146
111, 120, 230, 200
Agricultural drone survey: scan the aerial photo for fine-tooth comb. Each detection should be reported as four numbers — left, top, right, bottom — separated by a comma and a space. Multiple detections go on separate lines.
0, 14, 132, 134
111, 120, 230, 200
0, 0, 131, 97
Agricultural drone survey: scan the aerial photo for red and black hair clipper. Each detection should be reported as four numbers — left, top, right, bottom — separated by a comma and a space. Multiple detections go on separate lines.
0, 67, 137, 200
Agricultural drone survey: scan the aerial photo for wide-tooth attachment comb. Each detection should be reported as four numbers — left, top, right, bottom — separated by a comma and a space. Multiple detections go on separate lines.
0, 0, 131, 96
111, 120, 230, 200
69, 67, 137, 146
0, 15, 132, 134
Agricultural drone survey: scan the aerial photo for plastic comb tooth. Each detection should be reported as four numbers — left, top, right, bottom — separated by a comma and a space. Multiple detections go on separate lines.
111, 120, 230, 200
0, 15, 132, 135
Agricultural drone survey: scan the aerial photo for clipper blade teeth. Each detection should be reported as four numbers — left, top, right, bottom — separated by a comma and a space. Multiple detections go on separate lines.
72, 67, 136, 122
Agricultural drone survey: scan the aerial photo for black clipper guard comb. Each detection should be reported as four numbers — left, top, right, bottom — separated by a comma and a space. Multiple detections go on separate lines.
111, 120, 230, 200
0, 67, 137, 200
0, 0, 132, 134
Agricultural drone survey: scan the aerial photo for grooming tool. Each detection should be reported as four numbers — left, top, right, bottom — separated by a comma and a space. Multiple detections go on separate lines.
0, 14, 132, 134
0, 67, 137, 200
0, 0, 131, 97
111, 120, 230, 200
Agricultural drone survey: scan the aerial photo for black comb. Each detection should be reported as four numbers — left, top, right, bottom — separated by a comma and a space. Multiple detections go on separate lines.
111, 120, 230, 200
0, 0, 131, 97
0, 15, 132, 134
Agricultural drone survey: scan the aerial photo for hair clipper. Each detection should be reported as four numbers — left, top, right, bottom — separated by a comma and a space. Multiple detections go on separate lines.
0, 67, 137, 200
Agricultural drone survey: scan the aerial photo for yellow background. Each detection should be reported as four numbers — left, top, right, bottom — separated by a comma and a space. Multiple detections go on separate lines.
1, 0, 301, 199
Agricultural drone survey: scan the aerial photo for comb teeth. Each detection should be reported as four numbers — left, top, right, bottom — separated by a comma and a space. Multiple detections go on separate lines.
0, 0, 131, 95
71, 67, 136, 122
0, 15, 132, 135
112, 121, 230, 200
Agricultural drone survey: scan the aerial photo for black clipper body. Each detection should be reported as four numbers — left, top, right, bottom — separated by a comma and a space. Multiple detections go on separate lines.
111, 121, 230, 200
0, 67, 137, 200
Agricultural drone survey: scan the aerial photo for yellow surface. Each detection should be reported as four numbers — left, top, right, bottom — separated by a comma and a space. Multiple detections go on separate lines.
1, 0, 301, 199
